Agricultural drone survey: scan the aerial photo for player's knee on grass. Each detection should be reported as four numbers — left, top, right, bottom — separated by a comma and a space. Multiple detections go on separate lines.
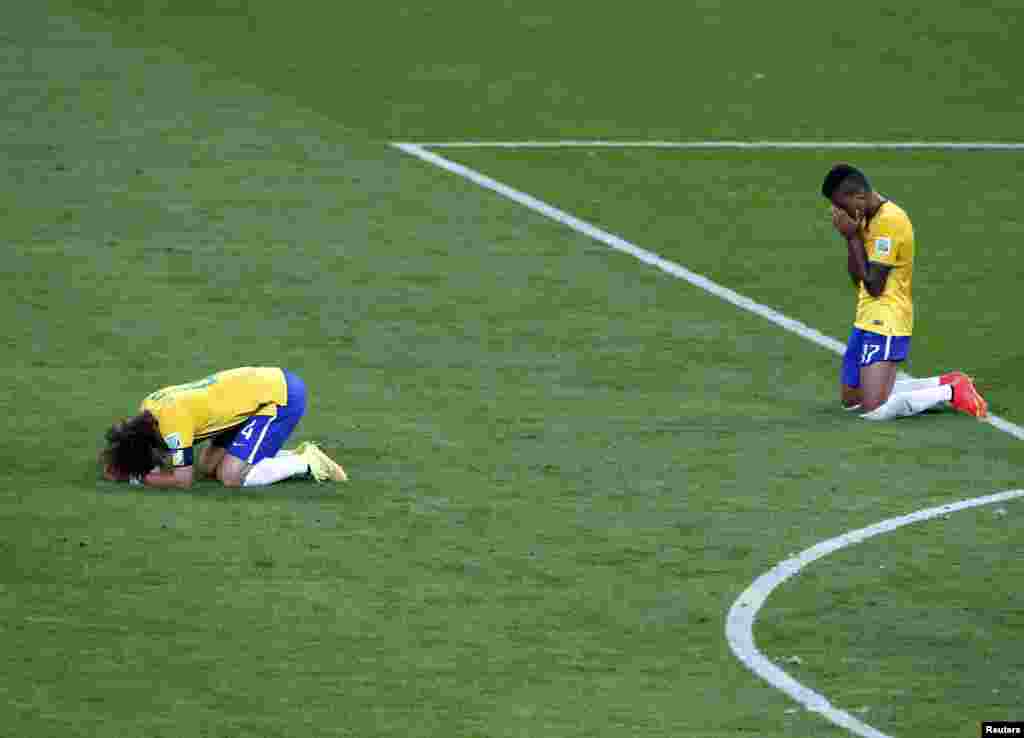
861, 380, 899, 411
860, 395, 887, 412
841, 384, 862, 409
859, 381, 892, 412
217, 455, 251, 488
859, 361, 898, 412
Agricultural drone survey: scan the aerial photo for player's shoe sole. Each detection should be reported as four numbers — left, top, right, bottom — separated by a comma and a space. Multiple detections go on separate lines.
949, 375, 988, 419
301, 442, 349, 482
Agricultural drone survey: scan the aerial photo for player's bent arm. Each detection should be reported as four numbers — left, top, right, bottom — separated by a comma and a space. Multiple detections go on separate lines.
844, 236, 870, 284
142, 465, 194, 489
863, 262, 892, 298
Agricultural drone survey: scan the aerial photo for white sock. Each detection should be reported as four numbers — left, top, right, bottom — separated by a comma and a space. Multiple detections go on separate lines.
242, 454, 310, 487
861, 385, 953, 421
893, 376, 941, 394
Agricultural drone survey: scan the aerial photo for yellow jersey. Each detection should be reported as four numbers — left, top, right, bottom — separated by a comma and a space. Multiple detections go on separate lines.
853, 200, 914, 336
140, 367, 288, 466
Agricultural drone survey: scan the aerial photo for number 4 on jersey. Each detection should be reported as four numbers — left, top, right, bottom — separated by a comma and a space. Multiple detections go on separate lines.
239, 420, 257, 441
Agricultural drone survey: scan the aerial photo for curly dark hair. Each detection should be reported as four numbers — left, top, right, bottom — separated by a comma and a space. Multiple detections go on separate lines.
101, 411, 169, 477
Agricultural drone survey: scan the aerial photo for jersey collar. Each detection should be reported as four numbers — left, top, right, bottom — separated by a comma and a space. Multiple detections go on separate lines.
864, 196, 889, 227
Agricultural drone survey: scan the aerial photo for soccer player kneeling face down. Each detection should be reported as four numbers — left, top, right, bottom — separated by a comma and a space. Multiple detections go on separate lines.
821, 164, 987, 421
101, 367, 348, 489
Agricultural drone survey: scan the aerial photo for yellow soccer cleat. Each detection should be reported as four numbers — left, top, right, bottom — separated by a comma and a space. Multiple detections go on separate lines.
301, 442, 349, 482
276, 441, 311, 458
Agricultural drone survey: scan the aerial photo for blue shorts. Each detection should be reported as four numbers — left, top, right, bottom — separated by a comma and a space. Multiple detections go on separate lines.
212, 370, 306, 464
842, 328, 911, 388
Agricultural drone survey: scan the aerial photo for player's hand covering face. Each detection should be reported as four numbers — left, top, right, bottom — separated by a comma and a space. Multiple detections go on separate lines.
831, 205, 861, 238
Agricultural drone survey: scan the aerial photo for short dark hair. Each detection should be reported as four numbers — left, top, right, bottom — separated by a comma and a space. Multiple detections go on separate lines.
101, 410, 168, 477
821, 164, 872, 199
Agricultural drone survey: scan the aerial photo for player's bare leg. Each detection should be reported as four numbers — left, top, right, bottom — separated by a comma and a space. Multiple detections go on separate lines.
859, 361, 899, 413
217, 454, 254, 488
197, 445, 227, 479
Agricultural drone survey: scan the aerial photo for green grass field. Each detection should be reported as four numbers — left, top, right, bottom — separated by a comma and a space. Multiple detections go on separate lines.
3, 1, 1022, 736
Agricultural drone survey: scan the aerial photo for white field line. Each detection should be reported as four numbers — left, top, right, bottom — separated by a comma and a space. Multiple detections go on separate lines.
396, 140, 1024, 150
391, 141, 1024, 738
391, 142, 1024, 441
726, 488, 1024, 738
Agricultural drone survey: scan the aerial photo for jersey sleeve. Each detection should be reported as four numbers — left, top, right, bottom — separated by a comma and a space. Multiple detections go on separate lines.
866, 233, 899, 267
866, 215, 910, 267
149, 404, 195, 467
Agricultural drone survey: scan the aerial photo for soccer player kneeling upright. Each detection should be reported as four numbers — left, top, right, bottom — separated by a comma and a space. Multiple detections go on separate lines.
101, 367, 348, 489
821, 164, 988, 421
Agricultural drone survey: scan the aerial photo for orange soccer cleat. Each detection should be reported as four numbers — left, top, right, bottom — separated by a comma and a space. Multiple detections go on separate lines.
948, 374, 988, 419
940, 371, 967, 386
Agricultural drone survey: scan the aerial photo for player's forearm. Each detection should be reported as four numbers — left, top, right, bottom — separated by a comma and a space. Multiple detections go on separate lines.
845, 236, 869, 283
142, 469, 191, 489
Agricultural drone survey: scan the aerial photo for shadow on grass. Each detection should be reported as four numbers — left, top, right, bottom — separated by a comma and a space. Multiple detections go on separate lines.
92, 474, 346, 501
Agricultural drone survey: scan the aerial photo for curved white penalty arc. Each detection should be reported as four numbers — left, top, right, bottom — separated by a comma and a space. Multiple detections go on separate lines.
726, 488, 1024, 738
